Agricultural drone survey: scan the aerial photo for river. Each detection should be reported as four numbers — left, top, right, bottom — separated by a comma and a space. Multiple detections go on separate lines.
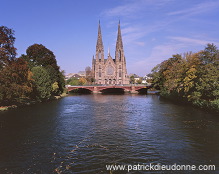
0, 94, 218, 173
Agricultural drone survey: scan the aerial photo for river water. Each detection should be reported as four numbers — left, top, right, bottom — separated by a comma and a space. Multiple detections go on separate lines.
0, 94, 218, 173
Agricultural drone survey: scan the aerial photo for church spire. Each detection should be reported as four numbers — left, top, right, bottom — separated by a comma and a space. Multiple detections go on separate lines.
96, 21, 103, 50
96, 21, 104, 61
115, 21, 124, 61
116, 20, 123, 50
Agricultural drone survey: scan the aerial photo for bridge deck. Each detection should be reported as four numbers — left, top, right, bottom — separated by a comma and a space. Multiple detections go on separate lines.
67, 85, 151, 94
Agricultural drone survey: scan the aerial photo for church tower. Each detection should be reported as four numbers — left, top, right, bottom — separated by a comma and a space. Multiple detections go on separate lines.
92, 21, 129, 85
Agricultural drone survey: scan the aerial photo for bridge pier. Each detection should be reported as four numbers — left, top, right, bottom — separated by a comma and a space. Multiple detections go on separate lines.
130, 86, 138, 94
92, 87, 101, 94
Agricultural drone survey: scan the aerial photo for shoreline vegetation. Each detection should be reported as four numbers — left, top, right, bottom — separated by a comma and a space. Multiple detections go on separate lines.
0, 26, 65, 110
0, 93, 68, 112
151, 43, 219, 113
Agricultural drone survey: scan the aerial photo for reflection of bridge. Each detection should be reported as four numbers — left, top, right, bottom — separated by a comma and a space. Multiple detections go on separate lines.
67, 85, 152, 94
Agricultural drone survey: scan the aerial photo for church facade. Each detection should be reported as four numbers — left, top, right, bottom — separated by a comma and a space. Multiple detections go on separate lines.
91, 22, 129, 85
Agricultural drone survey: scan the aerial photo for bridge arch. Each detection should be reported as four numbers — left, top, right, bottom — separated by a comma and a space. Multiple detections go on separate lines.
69, 88, 92, 94
101, 88, 125, 94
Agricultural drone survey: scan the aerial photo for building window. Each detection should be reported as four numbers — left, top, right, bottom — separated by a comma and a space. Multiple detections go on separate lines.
119, 70, 122, 77
107, 65, 114, 75
99, 71, 101, 77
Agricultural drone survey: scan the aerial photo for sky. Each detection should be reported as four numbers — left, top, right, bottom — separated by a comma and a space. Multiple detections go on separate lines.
1, 0, 219, 76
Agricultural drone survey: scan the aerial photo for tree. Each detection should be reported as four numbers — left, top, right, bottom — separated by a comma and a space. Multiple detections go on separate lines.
150, 44, 219, 111
0, 26, 16, 69
129, 75, 135, 84
85, 66, 93, 85
31, 66, 52, 100
85, 66, 91, 78
78, 77, 87, 85
67, 77, 80, 86
136, 78, 142, 84
23, 44, 65, 95
0, 58, 32, 105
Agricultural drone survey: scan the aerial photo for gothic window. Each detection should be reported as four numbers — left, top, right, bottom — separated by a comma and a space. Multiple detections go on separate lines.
99, 71, 101, 77
119, 70, 122, 77
119, 65, 121, 69
107, 65, 114, 75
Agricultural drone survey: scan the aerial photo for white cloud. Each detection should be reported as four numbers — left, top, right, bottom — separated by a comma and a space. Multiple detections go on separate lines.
168, 1, 219, 17
102, 0, 173, 18
169, 36, 219, 46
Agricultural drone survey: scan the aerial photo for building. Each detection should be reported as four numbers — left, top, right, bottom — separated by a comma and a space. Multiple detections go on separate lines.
91, 21, 129, 85
65, 72, 83, 80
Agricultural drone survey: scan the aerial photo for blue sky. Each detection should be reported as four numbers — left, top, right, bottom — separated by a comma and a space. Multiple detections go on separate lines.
1, 0, 219, 76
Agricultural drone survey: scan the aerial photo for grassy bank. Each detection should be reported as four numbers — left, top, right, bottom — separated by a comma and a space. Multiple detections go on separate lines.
0, 105, 17, 111
0, 93, 68, 112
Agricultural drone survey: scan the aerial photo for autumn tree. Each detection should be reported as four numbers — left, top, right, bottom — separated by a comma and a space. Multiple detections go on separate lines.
78, 77, 87, 85
0, 26, 32, 105
0, 26, 16, 69
0, 58, 32, 105
151, 44, 219, 111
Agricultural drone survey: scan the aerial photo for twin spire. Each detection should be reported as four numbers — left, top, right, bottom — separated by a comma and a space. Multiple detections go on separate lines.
96, 21, 123, 60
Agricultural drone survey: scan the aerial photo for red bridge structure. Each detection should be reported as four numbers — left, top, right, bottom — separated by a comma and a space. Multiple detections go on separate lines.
67, 85, 152, 94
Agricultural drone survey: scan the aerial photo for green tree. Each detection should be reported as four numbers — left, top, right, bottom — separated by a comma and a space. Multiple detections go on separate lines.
136, 78, 142, 84
67, 77, 80, 86
23, 44, 65, 95
31, 66, 52, 100
129, 75, 135, 84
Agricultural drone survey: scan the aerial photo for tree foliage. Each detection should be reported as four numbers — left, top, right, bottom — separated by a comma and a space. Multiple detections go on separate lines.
0, 26, 65, 106
23, 43, 65, 95
0, 58, 32, 105
31, 66, 52, 100
151, 44, 219, 111
0, 26, 16, 69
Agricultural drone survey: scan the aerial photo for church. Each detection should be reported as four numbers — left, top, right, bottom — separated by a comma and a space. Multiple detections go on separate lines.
91, 21, 129, 85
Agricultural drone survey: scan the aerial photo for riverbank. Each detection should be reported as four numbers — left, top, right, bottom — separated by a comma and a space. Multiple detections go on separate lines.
0, 105, 17, 111
159, 93, 219, 114
0, 93, 68, 112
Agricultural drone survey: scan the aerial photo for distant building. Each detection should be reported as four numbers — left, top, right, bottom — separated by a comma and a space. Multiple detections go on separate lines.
142, 75, 152, 84
65, 72, 83, 80
91, 21, 129, 85
78, 71, 86, 77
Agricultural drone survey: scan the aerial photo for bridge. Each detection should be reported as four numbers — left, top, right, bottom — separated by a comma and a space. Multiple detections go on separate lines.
67, 85, 152, 94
